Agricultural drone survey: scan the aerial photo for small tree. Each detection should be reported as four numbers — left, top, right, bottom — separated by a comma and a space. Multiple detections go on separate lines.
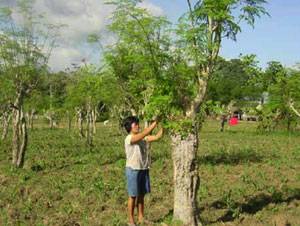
145, 1, 269, 224
207, 55, 263, 105
65, 65, 116, 145
0, 0, 64, 168
103, 0, 268, 224
266, 67, 300, 131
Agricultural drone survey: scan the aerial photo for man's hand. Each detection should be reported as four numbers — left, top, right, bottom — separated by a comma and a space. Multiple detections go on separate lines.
130, 120, 158, 144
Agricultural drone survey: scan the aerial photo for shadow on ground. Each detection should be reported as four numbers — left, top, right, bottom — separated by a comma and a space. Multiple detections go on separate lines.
204, 187, 300, 225
155, 187, 300, 225
198, 148, 276, 166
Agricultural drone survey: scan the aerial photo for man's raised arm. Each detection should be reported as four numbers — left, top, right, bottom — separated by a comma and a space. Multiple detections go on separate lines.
145, 128, 163, 143
130, 120, 158, 143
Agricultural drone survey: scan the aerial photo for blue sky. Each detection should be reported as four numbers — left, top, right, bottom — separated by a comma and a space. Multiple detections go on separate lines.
1, 0, 298, 71
150, 0, 300, 69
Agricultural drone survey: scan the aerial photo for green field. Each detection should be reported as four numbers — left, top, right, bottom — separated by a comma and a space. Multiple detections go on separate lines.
0, 119, 300, 226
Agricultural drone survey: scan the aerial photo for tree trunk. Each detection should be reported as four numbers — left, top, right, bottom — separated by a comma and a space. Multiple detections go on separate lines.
17, 108, 27, 168
78, 115, 84, 137
85, 97, 93, 146
1, 111, 12, 140
220, 115, 227, 132
144, 120, 152, 167
289, 100, 300, 118
12, 96, 21, 167
76, 107, 84, 138
27, 109, 36, 131
12, 94, 28, 168
44, 111, 55, 129
92, 108, 98, 134
67, 111, 71, 131
171, 130, 201, 226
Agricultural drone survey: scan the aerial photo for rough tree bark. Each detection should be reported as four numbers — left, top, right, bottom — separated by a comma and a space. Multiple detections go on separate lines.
111, 105, 125, 135
171, 126, 201, 226
1, 110, 12, 140
170, 72, 208, 225
17, 108, 27, 167
27, 109, 36, 131
75, 107, 85, 138
171, 59, 211, 225
12, 93, 28, 168
91, 108, 98, 134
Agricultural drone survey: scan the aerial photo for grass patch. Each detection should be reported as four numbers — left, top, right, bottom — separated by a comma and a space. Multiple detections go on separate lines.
0, 120, 299, 225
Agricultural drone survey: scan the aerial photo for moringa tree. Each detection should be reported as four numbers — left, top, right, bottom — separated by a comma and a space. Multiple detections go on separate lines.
103, 0, 268, 224
104, 0, 171, 124
65, 65, 116, 145
0, 0, 64, 168
145, 0, 269, 224
266, 67, 300, 130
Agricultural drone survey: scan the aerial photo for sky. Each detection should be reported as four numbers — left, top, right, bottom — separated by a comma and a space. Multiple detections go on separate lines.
0, 0, 299, 72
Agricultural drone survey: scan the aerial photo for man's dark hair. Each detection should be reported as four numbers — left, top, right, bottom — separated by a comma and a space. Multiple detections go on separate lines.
123, 116, 139, 134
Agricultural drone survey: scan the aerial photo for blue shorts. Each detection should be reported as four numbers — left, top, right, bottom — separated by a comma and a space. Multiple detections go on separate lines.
125, 167, 151, 197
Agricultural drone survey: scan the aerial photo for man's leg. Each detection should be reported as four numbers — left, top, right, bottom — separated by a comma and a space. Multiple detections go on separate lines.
128, 196, 136, 224
137, 194, 145, 222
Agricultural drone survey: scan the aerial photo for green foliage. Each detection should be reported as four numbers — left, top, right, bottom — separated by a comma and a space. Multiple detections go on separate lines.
104, 0, 172, 120
262, 61, 285, 92
64, 65, 120, 114
193, 0, 269, 38
207, 55, 263, 105
259, 66, 300, 130
0, 0, 65, 106
102, 0, 269, 134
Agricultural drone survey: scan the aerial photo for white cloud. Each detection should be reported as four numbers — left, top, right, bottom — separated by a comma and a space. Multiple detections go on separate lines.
137, 2, 165, 16
48, 47, 81, 71
34, 0, 115, 72
1, 0, 165, 72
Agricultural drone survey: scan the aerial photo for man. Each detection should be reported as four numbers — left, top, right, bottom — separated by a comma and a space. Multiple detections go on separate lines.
123, 116, 163, 226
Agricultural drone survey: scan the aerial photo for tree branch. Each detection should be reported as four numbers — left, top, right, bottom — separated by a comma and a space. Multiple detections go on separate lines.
289, 99, 300, 117
129, 13, 159, 77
